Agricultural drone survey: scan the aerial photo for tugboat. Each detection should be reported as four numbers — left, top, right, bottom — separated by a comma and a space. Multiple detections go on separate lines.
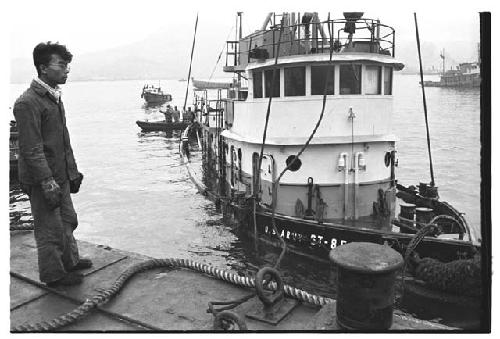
423, 47, 481, 87
181, 11, 482, 324
141, 84, 173, 105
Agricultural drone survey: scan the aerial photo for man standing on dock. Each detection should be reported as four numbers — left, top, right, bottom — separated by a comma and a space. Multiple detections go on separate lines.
13, 42, 92, 287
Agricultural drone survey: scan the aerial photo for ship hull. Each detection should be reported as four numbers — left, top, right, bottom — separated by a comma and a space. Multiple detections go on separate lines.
142, 92, 172, 104
136, 120, 189, 132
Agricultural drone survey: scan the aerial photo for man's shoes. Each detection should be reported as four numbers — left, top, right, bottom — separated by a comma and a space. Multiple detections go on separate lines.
46, 272, 83, 287
68, 258, 93, 271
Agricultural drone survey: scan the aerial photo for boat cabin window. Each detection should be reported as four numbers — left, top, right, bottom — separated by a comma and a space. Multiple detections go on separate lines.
339, 65, 362, 95
365, 66, 382, 95
384, 67, 393, 95
264, 69, 280, 98
253, 71, 263, 98
284, 66, 305, 96
311, 65, 335, 95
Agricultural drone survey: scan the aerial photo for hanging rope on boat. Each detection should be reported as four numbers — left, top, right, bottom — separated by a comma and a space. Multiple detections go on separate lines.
11, 257, 334, 332
208, 25, 235, 81
258, 14, 335, 270
254, 18, 286, 268
414, 13, 436, 187
183, 13, 199, 113
256, 20, 285, 180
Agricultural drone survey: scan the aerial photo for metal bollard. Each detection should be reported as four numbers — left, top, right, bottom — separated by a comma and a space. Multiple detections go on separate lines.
399, 203, 416, 220
329, 242, 403, 330
415, 207, 433, 226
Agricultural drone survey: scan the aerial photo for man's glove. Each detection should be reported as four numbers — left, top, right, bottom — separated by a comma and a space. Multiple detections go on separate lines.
41, 177, 62, 210
70, 172, 84, 194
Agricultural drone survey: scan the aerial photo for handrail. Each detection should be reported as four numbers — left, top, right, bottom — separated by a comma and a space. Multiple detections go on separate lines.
226, 17, 396, 69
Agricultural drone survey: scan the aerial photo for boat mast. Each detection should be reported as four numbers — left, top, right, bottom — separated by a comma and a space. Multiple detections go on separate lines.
183, 13, 199, 112
237, 12, 242, 92
440, 48, 445, 75
414, 13, 436, 187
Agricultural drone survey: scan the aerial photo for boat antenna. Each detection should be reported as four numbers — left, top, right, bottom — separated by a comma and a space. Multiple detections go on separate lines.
183, 13, 199, 112
208, 25, 235, 81
414, 12, 435, 187
440, 48, 445, 75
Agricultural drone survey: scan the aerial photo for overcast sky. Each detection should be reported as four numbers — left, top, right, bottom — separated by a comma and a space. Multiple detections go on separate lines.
4, 0, 489, 60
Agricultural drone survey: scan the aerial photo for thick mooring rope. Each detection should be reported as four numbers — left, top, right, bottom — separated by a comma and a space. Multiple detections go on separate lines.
10, 224, 34, 231
400, 218, 442, 290
11, 258, 334, 332
399, 214, 480, 297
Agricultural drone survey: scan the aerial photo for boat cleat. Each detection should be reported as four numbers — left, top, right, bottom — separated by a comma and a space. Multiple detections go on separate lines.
245, 267, 298, 325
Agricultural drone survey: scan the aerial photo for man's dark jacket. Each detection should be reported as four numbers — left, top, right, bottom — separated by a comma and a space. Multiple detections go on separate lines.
13, 80, 79, 185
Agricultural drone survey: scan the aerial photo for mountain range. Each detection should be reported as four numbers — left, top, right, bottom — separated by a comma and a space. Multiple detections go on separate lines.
10, 29, 479, 83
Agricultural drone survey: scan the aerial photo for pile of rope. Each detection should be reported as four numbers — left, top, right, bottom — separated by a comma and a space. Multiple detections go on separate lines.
12, 258, 333, 332
411, 253, 481, 297
400, 216, 481, 297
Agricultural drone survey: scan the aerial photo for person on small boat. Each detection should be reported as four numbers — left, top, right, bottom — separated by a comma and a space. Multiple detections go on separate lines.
183, 107, 195, 122
188, 107, 196, 123
181, 124, 191, 158
163, 105, 173, 123
172, 106, 180, 123
13, 42, 92, 288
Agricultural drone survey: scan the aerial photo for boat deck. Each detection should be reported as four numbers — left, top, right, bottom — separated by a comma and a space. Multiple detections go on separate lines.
10, 230, 453, 332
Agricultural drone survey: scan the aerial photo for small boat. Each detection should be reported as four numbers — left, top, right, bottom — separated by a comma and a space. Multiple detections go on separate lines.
136, 120, 190, 132
180, 12, 483, 327
192, 77, 233, 90
141, 84, 173, 104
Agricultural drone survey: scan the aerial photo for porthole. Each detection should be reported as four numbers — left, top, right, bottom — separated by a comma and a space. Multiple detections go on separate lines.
286, 155, 302, 172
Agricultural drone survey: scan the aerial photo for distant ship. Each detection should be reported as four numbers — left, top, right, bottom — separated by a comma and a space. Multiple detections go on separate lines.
423, 48, 480, 88
141, 84, 173, 104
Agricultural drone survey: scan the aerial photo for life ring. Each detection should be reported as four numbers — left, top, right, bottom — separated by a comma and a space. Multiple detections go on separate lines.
384, 152, 391, 167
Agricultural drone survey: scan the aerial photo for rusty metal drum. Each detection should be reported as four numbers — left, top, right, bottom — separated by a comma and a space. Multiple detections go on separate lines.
329, 242, 403, 330
399, 203, 416, 220
415, 207, 434, 225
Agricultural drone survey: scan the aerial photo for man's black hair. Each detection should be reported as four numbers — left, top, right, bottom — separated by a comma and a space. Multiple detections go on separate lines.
33, 41, 73, 75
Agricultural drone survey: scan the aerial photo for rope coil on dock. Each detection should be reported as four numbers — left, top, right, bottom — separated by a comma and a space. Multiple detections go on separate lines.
12, 258, 334, 332
10, 224, 34, 231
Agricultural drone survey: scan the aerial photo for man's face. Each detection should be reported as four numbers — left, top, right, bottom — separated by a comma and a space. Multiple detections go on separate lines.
41, 54, 70, 85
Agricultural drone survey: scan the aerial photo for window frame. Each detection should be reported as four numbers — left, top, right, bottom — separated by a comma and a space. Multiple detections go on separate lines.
383, 66, 393, 95
284, 66, 306, 97
264, 68, 281, 98
311, 64, 335, 96
339, 64, 362, 95
253, 70, 263, 99
365, 65, 382, 95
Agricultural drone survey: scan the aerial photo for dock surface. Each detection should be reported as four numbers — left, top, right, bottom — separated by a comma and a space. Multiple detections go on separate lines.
10, 230, 453, 332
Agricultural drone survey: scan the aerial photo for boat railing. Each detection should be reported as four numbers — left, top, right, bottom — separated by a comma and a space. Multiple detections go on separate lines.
225, 17, 395, 71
